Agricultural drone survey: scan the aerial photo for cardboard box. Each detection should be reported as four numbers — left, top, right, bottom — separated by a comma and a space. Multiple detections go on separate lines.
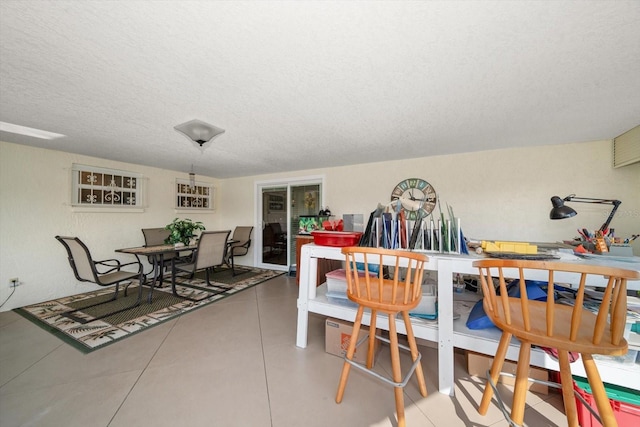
466, 350, 549, 394
325, 318, 379, 364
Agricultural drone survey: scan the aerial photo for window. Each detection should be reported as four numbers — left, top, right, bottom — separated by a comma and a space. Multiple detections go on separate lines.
175, 179, 213, 210
71, 164, 143, 208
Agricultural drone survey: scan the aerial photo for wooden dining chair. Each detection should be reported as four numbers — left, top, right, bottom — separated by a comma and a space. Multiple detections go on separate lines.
335, 246, 429, 427
473, 259, 640, 427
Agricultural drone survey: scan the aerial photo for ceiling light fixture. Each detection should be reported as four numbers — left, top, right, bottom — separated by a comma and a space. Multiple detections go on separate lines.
174, 119, 225, 150
0, 121, 65, 140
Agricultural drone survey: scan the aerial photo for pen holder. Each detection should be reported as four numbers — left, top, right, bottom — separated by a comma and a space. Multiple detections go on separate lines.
607, 245, 634, 257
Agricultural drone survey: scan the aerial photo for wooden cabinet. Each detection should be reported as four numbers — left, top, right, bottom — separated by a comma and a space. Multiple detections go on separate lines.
295, 235, 341, 286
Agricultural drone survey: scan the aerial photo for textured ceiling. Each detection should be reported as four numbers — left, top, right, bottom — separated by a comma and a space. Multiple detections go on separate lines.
1, 1, 639, 179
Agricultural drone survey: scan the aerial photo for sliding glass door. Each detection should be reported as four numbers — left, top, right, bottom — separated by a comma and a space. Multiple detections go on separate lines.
256, 176, 324, 271
261, 186, 288, 267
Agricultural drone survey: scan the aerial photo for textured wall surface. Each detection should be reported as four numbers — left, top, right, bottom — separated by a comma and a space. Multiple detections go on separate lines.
2, 139, 639, 311
220, 139, 640, 247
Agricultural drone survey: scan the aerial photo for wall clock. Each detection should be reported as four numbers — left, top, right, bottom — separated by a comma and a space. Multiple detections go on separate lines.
390, 178, 437, 220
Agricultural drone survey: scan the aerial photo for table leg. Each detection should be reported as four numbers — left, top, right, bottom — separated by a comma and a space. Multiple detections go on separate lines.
147, 253, 162, 303
437, 260, 455, 396
296, 245, 318, 348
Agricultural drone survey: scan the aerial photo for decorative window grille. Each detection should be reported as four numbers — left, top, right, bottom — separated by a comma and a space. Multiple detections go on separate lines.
72, 164, 143, 207
175, 179, 213, 210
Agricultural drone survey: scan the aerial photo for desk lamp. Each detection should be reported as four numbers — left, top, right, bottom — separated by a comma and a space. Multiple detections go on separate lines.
549, 194, 622, 233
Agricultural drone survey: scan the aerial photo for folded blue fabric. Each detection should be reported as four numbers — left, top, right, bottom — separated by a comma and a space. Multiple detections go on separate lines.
355, 262, 380, 275
466, 300, 496, 330
465, 280, 549, 330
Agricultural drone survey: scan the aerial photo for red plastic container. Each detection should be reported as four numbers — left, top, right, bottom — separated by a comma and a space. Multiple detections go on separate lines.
311, 231, 362, 247
573, 379, 640, 427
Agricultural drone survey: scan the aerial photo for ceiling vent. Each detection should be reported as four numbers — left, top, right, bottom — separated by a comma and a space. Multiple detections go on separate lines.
613, 125, 640, 168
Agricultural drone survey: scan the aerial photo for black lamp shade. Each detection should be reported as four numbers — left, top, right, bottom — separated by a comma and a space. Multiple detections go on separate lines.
549, 196, 577, 220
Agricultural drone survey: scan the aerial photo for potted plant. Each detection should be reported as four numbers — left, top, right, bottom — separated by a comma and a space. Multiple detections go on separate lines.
165, 218, 205, 247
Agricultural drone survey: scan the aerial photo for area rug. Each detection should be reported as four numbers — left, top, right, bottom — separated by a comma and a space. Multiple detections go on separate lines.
14, 266, 284, 353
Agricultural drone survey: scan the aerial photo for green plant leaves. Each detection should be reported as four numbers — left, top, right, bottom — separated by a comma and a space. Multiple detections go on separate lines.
165, 218, 206, 245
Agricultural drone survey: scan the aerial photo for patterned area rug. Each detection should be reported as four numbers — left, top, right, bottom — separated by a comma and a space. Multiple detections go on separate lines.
14, 266, 284, 353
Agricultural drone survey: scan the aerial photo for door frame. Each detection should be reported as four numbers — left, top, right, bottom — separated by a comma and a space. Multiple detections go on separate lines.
254, 174, 325, 271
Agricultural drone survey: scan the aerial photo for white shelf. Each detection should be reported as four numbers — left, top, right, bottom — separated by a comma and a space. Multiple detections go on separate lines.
314, 286, 640, 390
450, 301, 640, 388
310, 284, 439, 343
296, 244, 640, 395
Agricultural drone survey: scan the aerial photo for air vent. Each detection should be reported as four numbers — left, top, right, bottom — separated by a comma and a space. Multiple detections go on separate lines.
613, 125, 640, 168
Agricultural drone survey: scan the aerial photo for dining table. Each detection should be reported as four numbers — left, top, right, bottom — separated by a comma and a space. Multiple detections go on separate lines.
117, 233, 240, 302
116, 244, 197, 302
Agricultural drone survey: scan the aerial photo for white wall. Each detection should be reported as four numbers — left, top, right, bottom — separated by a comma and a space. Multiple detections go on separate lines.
219, 139, 639, 255
0, 141, 221, 311
2, 139, 639, 312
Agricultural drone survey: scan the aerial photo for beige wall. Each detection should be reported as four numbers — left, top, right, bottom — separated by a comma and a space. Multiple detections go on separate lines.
221, 139, 639, 247
2, 139, 639, 311
0, 141, 222, 311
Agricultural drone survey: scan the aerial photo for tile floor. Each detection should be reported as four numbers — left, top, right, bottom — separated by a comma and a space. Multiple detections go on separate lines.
0, 274, 567, 426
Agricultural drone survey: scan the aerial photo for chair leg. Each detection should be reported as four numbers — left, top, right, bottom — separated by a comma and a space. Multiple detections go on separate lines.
171, 259, 179, 298
557, 349, 579, 427
157, 257, 165, 288
510, 341, 531, 425
479, 331, 512, 415
367, 309, 378, 370
230, 253, 236, 276
336, 305, 365, 404
173, 267, 226, 302
61, 279, 143, 324
402, 310, 427, 397
62, 283, 119, 320
388, 312, 406, 427
135, 270, 153, 303
583, 354, 618, 427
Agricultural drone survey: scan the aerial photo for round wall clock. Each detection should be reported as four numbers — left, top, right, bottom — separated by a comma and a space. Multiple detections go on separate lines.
390, 178, 437, 220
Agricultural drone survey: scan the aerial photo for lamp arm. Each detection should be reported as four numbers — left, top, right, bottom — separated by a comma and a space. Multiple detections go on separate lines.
561, 195, 622, 233
563, 195, 619, 205
599, 200, 622, 233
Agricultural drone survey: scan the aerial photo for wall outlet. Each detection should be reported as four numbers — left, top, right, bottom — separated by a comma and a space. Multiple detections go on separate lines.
9, 277, 20, 287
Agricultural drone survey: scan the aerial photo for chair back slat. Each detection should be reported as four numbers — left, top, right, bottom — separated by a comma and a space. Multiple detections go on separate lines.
479, 269, 496, 315
570, 274, 587, 342
611, 278, 627, 345
474, 259, 639, 352
497, 269, 510, 325
194, 230, 231, 270
593, 276, 614, 345
519, 269, 531, 331
342, 247, 427, 313
546, 270, 554, 336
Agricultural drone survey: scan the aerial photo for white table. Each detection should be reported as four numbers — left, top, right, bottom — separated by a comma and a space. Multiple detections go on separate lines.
295, 244, 640, 396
